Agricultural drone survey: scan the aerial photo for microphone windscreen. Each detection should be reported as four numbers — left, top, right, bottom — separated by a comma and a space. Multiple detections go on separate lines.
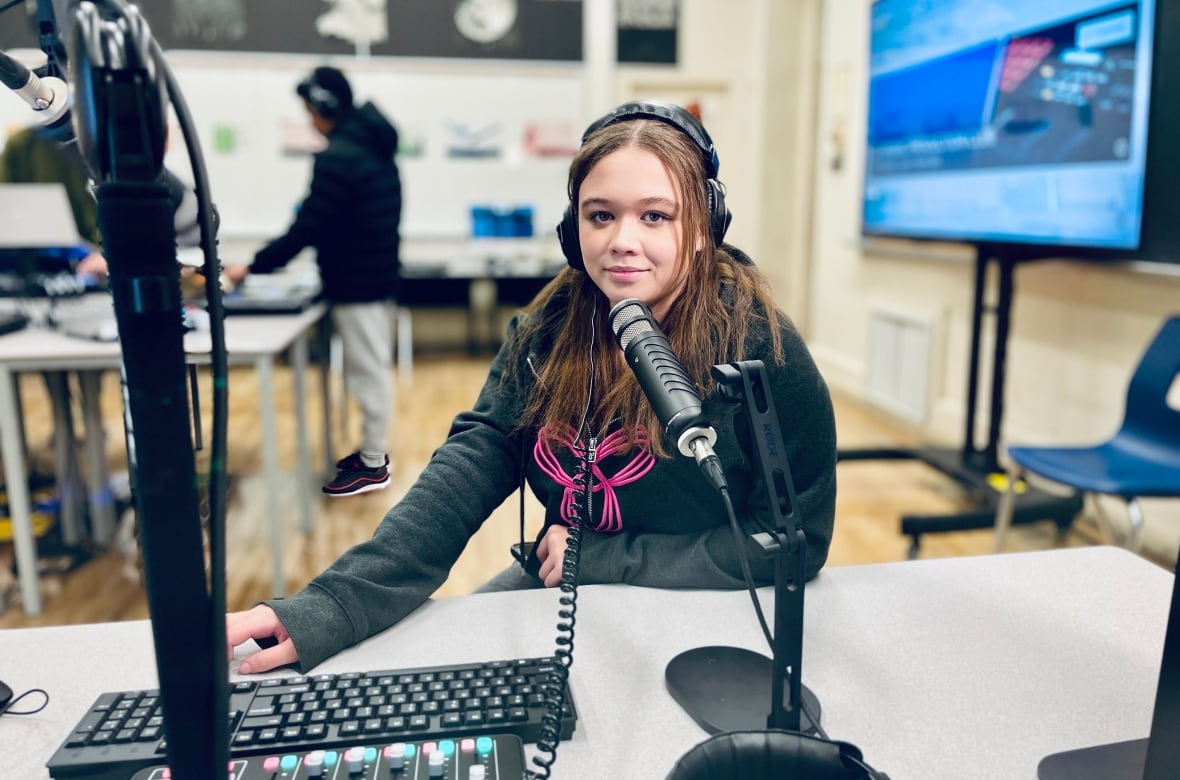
610, 299, 654, 351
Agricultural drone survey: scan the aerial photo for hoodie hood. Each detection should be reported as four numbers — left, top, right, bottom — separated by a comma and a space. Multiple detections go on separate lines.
333, 101, 399, 159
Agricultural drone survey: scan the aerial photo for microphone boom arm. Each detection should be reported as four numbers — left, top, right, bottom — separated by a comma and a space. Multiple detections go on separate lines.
710, 360, 807, 732
70, 3, 228, 779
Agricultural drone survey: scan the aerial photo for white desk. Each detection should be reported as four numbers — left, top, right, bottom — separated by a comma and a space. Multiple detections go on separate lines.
396, 236, 566, 375
0, 547, 1171, 779
0, 304, 327, 615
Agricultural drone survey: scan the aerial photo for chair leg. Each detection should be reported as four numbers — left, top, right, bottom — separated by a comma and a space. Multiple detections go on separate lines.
1125, 498, 1146, 554
1091, 495, 1117, 546
330, 334, 348, 438
396, 306, 413, 384
993, 465, 1022, 553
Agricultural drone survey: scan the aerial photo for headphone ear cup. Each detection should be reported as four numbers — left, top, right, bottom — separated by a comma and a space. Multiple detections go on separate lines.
707, 179, 732, 247
298, 76, 339, 119
311, 84, 338, 118
558, 205, 584, 271
666, 730, 885, 780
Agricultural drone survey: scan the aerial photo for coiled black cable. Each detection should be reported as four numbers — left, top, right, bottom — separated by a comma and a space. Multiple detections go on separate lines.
530, 298, 598, 778
529, 435, 593, 779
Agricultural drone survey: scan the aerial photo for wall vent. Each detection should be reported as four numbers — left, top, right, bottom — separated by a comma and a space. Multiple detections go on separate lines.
865, 308, 933, 425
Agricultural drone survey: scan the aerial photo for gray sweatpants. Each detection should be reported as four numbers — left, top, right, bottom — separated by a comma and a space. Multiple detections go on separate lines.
331, 301, 394, 466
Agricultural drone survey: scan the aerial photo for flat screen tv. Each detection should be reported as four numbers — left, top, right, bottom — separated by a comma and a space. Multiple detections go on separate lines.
861, 0, 1162, 256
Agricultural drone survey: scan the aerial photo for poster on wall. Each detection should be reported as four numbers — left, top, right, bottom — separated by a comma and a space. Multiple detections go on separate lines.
618, 0, 677, 64
0, 1, 678, 64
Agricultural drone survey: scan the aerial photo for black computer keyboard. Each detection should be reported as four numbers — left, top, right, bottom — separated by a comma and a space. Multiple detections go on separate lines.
47, 656, 577, 780
0, 309, 28, 335
219, 285, 320, 315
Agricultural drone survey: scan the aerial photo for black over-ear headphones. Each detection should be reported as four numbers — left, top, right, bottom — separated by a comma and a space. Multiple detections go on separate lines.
666, 730, 891, 780
297, 71, 341, 119
557, 101, 733, 272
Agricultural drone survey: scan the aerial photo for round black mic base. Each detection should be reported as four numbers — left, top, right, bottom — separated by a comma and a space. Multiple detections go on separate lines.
665, 645, 821, 736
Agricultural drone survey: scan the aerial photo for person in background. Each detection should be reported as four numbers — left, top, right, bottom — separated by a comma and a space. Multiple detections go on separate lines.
0, 123, 108, 554
0, 125, 107, 279
225, 65, 402, 497
226, 101, 837, 674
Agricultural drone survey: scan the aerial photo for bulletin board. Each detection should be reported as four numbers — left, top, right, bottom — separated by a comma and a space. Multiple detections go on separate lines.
158, 58, 585, 240
0, 51, 586, 241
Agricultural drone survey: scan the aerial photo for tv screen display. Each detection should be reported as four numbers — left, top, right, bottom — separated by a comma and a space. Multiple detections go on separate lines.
862, 0, 1157, 251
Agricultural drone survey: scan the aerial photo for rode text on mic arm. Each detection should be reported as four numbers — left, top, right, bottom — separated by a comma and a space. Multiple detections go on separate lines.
608, 298, 728, 493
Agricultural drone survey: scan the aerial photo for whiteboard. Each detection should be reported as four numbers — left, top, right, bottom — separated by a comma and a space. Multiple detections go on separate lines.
164, 57, 585, 240
1, 54, 586, 242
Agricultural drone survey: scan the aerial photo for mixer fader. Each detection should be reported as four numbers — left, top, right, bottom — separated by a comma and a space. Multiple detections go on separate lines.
127, 735, 526, 780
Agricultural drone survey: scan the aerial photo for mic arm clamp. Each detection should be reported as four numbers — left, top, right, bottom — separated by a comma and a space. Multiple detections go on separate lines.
709, 360, 808, 732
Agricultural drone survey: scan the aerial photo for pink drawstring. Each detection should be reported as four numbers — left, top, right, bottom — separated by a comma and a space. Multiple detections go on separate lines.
534, 425, 656, 531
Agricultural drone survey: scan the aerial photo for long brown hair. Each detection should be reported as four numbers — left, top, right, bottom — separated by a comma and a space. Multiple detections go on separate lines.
507, 117, 785, 456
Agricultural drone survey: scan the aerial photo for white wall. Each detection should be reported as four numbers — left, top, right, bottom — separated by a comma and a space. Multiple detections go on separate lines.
611, 0, 822, 320
0, 48, 582, 243
165, 55, 583, 242
807, 0, 1180, 562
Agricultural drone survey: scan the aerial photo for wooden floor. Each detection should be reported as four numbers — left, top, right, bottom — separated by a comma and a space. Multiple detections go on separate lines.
0, 351, 1114, 629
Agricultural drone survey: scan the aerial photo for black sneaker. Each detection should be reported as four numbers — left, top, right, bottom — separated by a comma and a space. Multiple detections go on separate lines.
323, 456, 390, 497
335, 451, 366, 471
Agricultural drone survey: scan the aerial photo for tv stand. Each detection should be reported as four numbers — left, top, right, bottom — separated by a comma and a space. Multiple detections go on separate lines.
839, 245, 1083, 557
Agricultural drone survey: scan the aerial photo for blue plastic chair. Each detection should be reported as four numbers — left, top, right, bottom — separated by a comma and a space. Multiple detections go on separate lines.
994, 315, 1180, 553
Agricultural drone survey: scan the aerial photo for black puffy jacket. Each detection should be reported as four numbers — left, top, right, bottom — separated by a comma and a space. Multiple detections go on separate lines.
251, 102, 402, 302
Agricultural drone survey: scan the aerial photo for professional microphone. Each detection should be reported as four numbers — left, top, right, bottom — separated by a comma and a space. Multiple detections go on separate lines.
609, 298, 728, 492
0, 50, 72, 142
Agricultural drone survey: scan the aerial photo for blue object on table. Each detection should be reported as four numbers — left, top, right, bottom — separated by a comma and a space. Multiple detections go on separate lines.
471, 205, 496, 237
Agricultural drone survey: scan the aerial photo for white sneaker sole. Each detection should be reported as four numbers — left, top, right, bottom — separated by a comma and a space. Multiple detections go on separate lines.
323, 476, 391, 497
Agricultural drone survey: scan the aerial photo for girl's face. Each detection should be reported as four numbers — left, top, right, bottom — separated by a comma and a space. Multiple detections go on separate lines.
577, 146, 688, 322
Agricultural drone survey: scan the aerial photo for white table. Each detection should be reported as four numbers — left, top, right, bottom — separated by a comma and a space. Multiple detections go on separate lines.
397, 236, 567, 375
0, 547, 1171, 779
0, 304, 327, 615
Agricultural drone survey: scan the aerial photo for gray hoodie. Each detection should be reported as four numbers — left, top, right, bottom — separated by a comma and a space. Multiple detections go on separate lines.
269, 283, 836, 671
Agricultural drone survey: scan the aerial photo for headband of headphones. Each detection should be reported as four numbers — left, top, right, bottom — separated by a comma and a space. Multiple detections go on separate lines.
558, 101, 732, 271
584, 101, 721, 179
296, 67, 352, 119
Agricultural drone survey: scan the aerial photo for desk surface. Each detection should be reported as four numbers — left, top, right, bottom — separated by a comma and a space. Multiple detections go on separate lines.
0, 302, 328, 615
0, 547, 1171, 780
0, 303, 326, 370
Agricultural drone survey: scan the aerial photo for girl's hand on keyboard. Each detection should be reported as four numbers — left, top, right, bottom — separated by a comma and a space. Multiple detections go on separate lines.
226, 605, 299, 674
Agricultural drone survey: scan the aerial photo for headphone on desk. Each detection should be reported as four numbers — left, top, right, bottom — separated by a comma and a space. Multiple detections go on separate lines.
557, 101, 733, 272
666, 730, 891, 780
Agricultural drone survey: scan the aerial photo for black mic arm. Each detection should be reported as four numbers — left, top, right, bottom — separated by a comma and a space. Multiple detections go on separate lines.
70, 3, 228, 779
710, 360, 808, 732
36, 0, 69, 76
